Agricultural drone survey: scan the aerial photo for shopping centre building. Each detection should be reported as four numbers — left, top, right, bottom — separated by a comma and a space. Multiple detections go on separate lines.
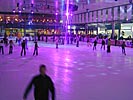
0, 0, 132, 39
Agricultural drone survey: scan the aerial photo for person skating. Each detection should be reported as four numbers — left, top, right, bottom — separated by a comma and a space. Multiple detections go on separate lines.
55, 37, 59, 49
87, 37, 92, 47
33, 41, 39, 56
0, 40, 4, 55
107, 38, 111, 53
121, 41, 126, 55
23, 64, 55, 100
21, 40, 26, 56
25, 38, 28, 50
70, 36, 73, 44
101, 38, 105, 50
93, 39, 97, 50
76, 35, 80, 47
9, 40, 14, 54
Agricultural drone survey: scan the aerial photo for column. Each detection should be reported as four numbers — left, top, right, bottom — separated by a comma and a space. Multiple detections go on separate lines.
24, 18, 26, 36
118, 22, 121, 39
111, 22, 115, 39
85, 24, 88, 34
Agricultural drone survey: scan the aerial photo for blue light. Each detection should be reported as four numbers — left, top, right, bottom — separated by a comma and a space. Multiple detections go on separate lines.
76, 0, 79, 3
88, 0, 90, 4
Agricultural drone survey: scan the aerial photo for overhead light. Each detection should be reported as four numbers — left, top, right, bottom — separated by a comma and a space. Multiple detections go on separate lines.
18, 9, 22, 13
13, 9, 16, 13
55, 12, 58, 15
22, 7, 26, 11
66, 12, 69, 16
31, 10, 34, 14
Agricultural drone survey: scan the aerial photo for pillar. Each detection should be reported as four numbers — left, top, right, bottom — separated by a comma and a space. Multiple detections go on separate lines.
118, 22, 121, 39
111, 22, 115, 39
96, 23, 98, 35
24, 19, 26, 36
85, 24, 88, 34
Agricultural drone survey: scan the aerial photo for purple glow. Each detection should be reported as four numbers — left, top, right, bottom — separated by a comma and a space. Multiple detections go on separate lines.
66, 12, 69, 17
13, 9, 15, 13
70, 14, 73, 16
31, 0, 34, 4
19, 10, 22, 13
31, 10, 34, 14
55, 13, 58, 15
55, 1, 58, 9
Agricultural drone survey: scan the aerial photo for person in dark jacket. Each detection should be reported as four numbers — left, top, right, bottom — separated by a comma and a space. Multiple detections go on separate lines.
101, 38, 105, 50
121, 41, 126, 55
21, 40, 26, 56
93, 39, 97, 50
9, 40, 14, 54
33, 41, 39, 56
23, 64, 55, 100
107, 38, 111, 53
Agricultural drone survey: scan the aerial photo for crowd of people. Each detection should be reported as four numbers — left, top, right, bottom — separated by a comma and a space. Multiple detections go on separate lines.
0, 34, 128, 56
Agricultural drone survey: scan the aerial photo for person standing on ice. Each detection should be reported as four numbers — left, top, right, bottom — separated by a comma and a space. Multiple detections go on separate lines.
21, 40, 26, 56
33, 41, 39, 56
121, 41, 126, 55
93, 39, 97, 50
107, 38, 111, 53
23, 64, 55, 100
55, 36, 59, 49
76, 34, 80, 47
101, 38, 106, 50
8, 40, 15, 54
25, 38, 28, 50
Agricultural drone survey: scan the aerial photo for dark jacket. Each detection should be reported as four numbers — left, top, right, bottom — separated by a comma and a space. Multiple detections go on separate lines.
21, 42, 26, 48
23, 74, 55, 100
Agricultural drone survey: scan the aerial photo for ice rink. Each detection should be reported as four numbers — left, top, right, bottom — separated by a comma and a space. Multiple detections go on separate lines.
0, 41, 133, 100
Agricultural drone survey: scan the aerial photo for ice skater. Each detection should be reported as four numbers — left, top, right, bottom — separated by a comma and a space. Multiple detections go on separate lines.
107, 38, 111, 53
33, 41, 39, 56
9, 40, 15, 54
0, 40, 4, 55
55, 37, 59, 49
23, 64, 55, 100
101, 38, 105, 50
87, 38, 92, 47
21, 40, 26, 56
4, 37, 8, 47
25, 38, 28, 50
121, 41, 126, 55
70, 36, 73, 44
93, 39, 97, 50
76, 35, 80, 47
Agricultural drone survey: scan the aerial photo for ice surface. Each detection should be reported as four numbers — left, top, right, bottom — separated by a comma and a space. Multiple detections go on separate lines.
0, 41, 133, 100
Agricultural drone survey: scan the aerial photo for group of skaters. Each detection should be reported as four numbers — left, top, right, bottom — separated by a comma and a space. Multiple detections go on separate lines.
0, 35, 127, 56
0, 39, 15, 55
20, 40, 39, 56
90, 37, 126, 55
0, 37, 39, 56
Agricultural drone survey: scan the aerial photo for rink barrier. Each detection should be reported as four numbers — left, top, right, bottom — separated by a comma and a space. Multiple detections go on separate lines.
89, 38, 133, 48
